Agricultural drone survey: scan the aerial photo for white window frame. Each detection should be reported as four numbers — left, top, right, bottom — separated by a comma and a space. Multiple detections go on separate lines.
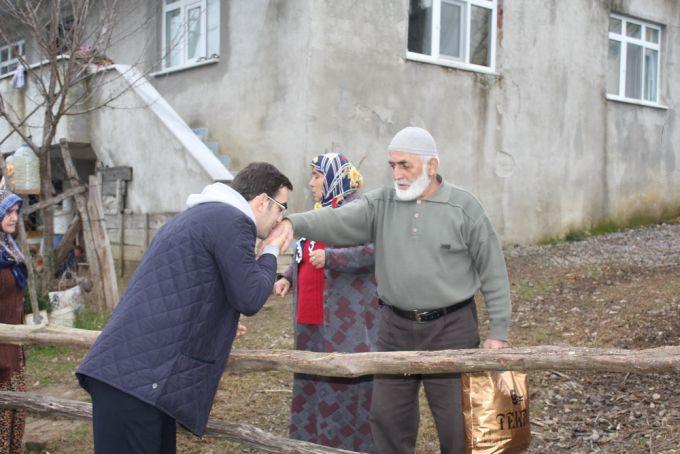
162, 0, 219, 70
0, 40, 26, 76
606, 13, 662, 107
406, 0, 497, 75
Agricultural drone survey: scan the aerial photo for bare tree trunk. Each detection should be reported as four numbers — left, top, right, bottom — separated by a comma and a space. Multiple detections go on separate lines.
16, 218, 43, 324
0, 324, 678, 375
39, 148, 55, 294
0, 392, 355, 454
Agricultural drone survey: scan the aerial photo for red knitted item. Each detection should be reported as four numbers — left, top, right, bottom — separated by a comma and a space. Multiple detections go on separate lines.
296, 242, 325, 325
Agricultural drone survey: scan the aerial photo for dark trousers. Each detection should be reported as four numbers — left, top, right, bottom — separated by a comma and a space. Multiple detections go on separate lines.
369, 302, 480, 454
84, 377, 177, 454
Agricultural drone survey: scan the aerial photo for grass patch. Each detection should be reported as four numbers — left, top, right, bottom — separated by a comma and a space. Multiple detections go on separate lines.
24, 345, 81, 386
74, 308, 111, 331
564, 230, 587, 242
539, 211, 680, 245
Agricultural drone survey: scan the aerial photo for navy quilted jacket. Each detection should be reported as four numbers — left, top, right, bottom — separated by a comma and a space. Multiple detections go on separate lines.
76, 202, 277, 435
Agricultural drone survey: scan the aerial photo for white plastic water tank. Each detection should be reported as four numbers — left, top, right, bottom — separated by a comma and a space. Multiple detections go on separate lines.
10, 144, 40, 193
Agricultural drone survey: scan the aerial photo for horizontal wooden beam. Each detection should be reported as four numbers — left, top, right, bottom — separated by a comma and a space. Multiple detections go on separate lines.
2, 324, 679, 375
0, 392, 352, 453
22, 185, 87, 215
228, 345, 680, 375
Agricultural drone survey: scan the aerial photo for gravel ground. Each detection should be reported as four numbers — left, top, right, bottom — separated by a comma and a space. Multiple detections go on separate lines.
505, 220, 680, 454
506, 222, 680, 268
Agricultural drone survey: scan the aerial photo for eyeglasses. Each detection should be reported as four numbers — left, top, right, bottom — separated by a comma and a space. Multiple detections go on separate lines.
267, 195, 288, 214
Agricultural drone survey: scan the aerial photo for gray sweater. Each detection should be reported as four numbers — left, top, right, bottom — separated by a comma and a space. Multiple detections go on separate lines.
288, 179, 511, 341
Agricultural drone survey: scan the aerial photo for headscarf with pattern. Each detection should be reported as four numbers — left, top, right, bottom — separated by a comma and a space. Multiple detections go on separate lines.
295, 153, 363, 264
0, 189, 27, 289
310, 153, 363, 209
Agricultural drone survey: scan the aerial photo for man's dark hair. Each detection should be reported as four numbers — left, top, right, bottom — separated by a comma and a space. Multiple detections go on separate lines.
230, 162, 293, 201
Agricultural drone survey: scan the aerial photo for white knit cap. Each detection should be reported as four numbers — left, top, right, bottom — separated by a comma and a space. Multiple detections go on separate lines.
387, 127, 438, 157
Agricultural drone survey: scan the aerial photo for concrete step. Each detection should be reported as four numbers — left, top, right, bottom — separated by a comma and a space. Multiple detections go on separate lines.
192, 127, 208, 140
216, 154, 230, 169
203, 140, 220, 155
192, 127, 231, 170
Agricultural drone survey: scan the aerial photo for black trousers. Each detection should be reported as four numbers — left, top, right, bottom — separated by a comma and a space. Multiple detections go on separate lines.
84, 377, 177, 454
369, 302, 480, 454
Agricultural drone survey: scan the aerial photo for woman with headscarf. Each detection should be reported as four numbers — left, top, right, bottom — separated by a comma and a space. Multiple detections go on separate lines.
274, 153, 379, 452
0, 189, 27, 453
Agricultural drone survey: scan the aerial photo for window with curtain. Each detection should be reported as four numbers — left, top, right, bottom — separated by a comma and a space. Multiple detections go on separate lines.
607, 14, 661, 104
0, 40, 25, 76
407, 0, 496, 73
162, 0, 220, 69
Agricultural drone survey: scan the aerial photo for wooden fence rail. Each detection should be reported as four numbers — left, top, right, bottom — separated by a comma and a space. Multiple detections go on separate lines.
1, 324, 679, 375
0, 392, 352, 453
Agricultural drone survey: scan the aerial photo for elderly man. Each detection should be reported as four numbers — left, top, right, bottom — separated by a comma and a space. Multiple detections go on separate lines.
280, 127, 511, 453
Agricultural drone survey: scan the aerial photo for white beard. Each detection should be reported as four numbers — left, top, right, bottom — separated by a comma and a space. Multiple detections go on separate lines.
394, 168, 431, 201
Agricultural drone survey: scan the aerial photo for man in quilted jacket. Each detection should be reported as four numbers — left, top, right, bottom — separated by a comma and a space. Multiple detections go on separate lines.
76, 162, 293, 453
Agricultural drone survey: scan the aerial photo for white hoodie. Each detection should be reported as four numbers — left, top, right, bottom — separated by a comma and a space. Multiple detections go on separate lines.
185, 183, 279, 257
186, 182, 255, 223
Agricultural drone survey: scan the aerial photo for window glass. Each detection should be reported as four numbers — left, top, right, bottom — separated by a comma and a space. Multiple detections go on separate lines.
626, 22, 641, 38
408, 0, 433, 55
625, 43, 643, 99
607, 39, 621, 95
165, 9, 182, 67
644, 48, 658, 102
645, 27, 659, 44
440, 1, 463, 59
187, 6, 202, 60
470, 5, 491, 66
207, 0, 220, 56
609, 17, 622, 34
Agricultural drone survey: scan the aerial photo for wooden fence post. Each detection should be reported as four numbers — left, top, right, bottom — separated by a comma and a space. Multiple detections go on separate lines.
87, 174, 119, 310
59, 140, 105, 309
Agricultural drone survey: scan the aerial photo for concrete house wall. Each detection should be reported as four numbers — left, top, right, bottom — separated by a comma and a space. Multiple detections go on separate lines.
104, 0, 679, 244
3, 0, 679, 245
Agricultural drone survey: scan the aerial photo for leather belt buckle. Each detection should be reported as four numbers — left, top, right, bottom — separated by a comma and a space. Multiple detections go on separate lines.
417, 309, 442, 322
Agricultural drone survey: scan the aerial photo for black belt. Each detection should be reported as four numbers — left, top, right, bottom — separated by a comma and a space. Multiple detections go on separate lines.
379, 297, 474, 322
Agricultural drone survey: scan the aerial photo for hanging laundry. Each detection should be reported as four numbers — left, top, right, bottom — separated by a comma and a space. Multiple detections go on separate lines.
10, 66, 25, 89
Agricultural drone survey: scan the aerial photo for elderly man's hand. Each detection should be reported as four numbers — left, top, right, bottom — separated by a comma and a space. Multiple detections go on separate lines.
273, 277, 291, 296
278, 219, 294, 251
235, 323, 247, 340
263, 220, 294, 254
483, 339, 510, 349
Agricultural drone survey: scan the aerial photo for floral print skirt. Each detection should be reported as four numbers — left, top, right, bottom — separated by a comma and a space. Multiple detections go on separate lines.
0, 355, 25, 454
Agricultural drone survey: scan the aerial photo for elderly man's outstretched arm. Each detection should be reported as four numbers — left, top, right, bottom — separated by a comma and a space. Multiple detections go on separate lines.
282, 196, 374, 246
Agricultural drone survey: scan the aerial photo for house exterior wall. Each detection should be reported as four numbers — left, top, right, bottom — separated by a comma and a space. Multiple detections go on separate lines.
3, 0, 679, 244
116, 0, 679, 244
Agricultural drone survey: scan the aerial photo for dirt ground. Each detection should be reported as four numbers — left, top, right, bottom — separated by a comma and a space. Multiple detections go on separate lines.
22, 220, 680, 453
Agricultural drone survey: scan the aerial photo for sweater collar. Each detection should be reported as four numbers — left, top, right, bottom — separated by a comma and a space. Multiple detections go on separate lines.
185, 183, 255, 223
424, 174, 451, 203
